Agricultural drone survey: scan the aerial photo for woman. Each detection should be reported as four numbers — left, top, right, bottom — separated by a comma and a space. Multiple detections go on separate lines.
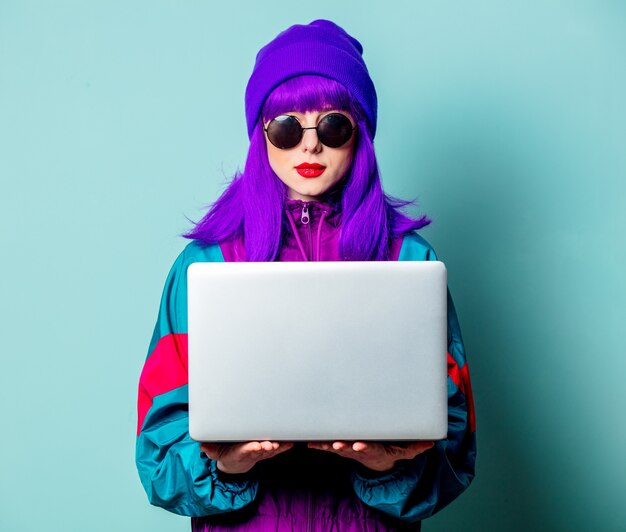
136, 19, 476, 531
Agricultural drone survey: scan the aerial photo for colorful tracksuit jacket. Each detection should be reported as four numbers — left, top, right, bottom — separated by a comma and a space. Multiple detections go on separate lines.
136, 198, 477, 531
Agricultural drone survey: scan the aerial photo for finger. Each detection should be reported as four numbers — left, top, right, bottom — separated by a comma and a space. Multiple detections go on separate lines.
252, 442, 294, 463
352, 441, 369, 452
263, 442, 291, 456
255, 441, 292, 455
329, 443, 363, 458
260, 440, 274, 451
308, 442, 348, 455
242, 441, 263, 453
259, 441, 282, 453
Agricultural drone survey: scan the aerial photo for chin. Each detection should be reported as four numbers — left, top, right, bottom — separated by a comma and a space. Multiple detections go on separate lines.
297, 189, 329, 200
290, 182, 324, 197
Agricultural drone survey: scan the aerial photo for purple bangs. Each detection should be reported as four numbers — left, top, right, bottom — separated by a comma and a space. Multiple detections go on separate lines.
183, 74, 430, 261
261, 74, 365, 125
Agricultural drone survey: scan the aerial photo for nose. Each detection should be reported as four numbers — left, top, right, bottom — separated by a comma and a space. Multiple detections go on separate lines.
301, 126, 322, 153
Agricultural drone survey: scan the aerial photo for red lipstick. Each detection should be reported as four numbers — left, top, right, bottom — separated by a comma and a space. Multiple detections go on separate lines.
295, 162, 326, 178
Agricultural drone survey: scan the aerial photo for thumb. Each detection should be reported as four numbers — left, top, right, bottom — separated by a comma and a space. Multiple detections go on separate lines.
200, 442, 221, 459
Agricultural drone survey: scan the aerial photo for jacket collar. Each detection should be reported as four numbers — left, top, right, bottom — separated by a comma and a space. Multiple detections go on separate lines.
284, 192, 342, 228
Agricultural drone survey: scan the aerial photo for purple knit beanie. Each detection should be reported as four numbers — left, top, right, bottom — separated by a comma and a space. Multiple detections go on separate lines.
244, 19, 378, 140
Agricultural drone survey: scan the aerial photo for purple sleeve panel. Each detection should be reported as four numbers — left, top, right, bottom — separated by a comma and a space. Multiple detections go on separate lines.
219, 237, 246, 262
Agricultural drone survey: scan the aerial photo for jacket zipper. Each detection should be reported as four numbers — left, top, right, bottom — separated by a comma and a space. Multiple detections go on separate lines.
301, 203, 312, 261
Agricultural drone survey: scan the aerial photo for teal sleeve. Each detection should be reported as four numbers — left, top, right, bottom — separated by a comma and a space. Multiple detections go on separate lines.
135, 242, 260, 517
350, 233, 477, 523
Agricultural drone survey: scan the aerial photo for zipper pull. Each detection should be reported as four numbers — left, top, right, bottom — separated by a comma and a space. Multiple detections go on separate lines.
301, 203, 310, 225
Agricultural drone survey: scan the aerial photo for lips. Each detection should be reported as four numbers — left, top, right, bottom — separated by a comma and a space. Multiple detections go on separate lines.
295, 163, 326, 178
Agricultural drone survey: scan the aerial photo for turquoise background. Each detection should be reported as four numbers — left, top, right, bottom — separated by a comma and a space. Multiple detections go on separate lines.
1, 1, 624, 530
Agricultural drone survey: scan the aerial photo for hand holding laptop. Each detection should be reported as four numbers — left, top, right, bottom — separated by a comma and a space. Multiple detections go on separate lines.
200, 441, 294, 474
308, 440, 435, 472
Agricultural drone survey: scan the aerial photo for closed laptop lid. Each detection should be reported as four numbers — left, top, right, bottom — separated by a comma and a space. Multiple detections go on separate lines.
188, 261, 448, 442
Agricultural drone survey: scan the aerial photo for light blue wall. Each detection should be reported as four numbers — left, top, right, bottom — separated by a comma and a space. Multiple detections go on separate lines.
1, 1, 624, 530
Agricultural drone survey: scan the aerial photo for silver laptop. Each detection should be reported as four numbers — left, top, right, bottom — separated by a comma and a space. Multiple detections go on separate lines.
187, 261, 448, 442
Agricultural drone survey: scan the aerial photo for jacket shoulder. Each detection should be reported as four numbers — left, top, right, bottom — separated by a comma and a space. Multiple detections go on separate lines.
177, 240, 225, 268
145, 240, 224, 356
398, 231, 439, 261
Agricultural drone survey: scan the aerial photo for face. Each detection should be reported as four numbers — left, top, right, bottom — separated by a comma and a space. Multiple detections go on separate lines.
263, 110, 357, 202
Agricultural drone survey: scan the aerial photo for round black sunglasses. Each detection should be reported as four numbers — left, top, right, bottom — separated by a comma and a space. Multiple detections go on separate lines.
263, 112, 356, 150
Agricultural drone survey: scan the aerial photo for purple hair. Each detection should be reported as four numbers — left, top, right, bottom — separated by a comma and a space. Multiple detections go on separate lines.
183, 75, 431, 261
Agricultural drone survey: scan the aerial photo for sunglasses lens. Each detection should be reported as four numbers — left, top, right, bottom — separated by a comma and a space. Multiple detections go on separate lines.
318, 113, 354, 148
266, 115, 302, 149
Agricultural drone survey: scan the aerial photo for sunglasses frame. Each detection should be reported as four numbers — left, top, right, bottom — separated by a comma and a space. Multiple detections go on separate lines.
263, 112, 357, 150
